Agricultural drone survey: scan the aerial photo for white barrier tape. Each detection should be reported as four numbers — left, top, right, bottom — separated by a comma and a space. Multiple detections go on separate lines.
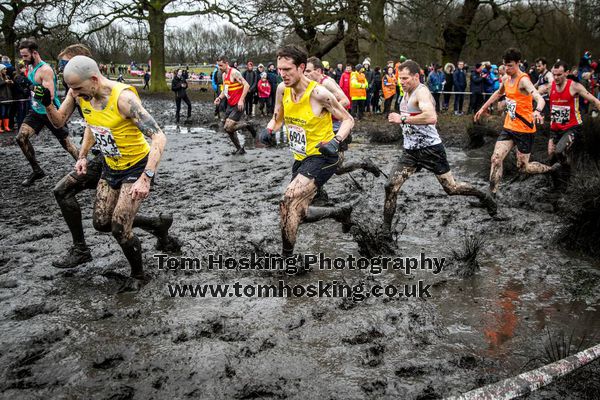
446, 342, 600, 400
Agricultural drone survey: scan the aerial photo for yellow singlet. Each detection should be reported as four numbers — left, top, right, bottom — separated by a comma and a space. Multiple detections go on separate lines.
283, 80, 334, 161
79, 83, 150, 170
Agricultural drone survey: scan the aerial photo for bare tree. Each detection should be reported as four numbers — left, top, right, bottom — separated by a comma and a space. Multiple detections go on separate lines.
0, 0, 81, 59
81, 0, 233, 92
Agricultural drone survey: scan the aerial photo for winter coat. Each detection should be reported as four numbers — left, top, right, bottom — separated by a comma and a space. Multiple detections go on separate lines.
257, 79, 271, 98
13, 74, 31, 100
0, 74, 12, 101
171, 75, 188, 98
453, 69, 467, 91
339, 71, 352, 108
427, 71, 445, 93
242, 69, 258, 94
470, 71, 483, 94
350, 71, 368, 100
382, 74, 397, 99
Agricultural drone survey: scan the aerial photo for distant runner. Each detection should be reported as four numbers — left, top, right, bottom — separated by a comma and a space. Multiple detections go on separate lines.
475, 48, 559, 199
16, 39, 78, 186
214, 56, 257, 154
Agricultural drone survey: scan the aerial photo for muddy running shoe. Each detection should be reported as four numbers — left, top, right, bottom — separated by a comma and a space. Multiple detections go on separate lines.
156, 235, 182, 253
312, 187, 330, 206
362, 158, 383, 177
334, 204, 354, 233
479, 191, 498, 217
150, 213, 173, 239
117, 274, 151, 293
549, 162, 562, 177
21, 170, 46, 187
52, 245, 92, 269
232, 147, 246, 155
246, 121, 258, 138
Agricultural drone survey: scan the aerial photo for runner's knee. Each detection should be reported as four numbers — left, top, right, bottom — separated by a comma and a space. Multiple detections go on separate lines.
491, 153, 503, 168
93, 214, 112, 232
111, 220, 131, 243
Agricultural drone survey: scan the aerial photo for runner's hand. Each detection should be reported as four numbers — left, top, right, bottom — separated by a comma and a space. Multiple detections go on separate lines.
533, 110, 544, 125
237, 99, 244, 111
316, 137, 340, 155
75, 158, 87, 175
129, 176, 150, 200
474, 108, 486, 122
214, 97, 221, 105
388, 112, 403, 124
33, 86, 52, 107
259, 128, 275, 146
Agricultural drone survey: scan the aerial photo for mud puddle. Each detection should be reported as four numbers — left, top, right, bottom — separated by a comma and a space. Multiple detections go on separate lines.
0, 99, 598, 399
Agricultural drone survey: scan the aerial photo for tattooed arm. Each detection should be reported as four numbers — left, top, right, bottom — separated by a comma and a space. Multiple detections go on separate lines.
267, 82, 286, 132
118, 88, 167, 199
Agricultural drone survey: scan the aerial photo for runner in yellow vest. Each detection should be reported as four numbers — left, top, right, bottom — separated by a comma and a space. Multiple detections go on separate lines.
259, 45, 355, 259
38, 55, 168, 292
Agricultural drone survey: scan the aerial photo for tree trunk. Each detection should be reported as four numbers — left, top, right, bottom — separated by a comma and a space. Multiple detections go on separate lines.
147, 8, 168, 92
368, 0, 387, 67
344, 0, 361, 65
441, 0, 481, 64
1, 7, 18, 60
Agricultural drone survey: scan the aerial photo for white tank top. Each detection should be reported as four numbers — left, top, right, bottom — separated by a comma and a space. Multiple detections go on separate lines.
400, 84, 442, 150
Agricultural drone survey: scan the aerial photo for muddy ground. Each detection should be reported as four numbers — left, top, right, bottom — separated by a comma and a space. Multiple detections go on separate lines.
1, 96, 599, 400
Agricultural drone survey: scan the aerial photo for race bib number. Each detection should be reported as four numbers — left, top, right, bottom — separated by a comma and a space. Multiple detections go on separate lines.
287, 124, 307, 156
223, 84, 229, 98
505, 98, 517, 120
89, 125, 121, 158
551, 105, 570, 125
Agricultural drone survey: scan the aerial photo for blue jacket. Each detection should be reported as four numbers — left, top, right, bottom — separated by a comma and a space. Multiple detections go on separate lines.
211, 67, 219, 92
453, 69, 467, 91
427, 71, 445, 93
482, 69, 495, 94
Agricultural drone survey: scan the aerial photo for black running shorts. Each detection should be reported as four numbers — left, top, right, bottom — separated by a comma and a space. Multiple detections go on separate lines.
497, 129, 535, 154
401, 143, 451, 175
22, 110, 69, 139
291, 154, 340, 188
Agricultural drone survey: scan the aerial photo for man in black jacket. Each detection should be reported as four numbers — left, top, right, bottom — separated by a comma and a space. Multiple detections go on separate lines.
242, 61, 258, 117
452, 61, 467, 115
469, 63, 484, 114
172, 68, 192, 123
266, 63, 278, 114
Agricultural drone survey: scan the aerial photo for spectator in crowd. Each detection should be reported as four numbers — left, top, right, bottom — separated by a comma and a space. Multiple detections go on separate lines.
334, 63, 344, 83
143, 69, 150, 90
13, 62, 30, 129
172, 68, 192, 124
453, 61, 467, 115
363, 58, 373, 112
1, 55, 15, 78
371, 66, 382, 113
469, 63, 484, 114
443, 62, 455, 112
256, 72, 271, 116
491, 64, 500, 91
350, 64, 368, 120
482, 65, 494, 95
382, 66, 397, 115
242, 61, 258, 117
339, 64, 353, 111
427, 64, 444, 112
0, 64, 13, 132
266, 63, 278, 114
212, 63, 225, 119
578, 51, 592, 80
